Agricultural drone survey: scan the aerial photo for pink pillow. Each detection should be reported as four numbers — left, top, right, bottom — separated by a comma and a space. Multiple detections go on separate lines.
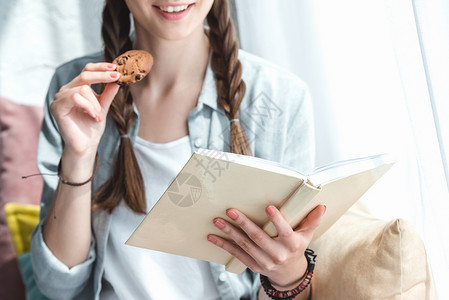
0, 96, 44, 300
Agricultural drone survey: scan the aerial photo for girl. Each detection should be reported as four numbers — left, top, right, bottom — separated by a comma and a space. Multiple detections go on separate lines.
31, 0, 325, 299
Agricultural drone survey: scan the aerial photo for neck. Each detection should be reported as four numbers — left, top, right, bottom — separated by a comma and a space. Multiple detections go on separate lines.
133, 25, 210, 93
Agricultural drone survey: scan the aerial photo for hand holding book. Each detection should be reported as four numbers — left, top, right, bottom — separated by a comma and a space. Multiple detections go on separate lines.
207, 204, 326, 289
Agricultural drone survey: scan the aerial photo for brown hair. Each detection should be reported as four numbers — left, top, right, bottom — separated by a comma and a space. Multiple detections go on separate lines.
95, 0, 251, 214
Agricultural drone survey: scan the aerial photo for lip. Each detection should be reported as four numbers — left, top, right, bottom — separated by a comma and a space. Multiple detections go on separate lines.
153, 3, 194, 21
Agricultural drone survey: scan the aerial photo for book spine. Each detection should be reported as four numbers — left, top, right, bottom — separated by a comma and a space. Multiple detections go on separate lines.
264, 180, 321, 236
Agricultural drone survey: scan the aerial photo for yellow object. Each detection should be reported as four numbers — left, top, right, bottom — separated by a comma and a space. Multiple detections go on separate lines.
4, 203, 40, 256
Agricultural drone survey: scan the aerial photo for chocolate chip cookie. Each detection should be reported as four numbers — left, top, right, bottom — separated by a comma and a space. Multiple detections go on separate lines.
112, 50, 153, 86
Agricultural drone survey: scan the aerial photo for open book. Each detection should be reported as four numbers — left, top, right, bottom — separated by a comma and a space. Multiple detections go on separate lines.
126, 149, 395, 274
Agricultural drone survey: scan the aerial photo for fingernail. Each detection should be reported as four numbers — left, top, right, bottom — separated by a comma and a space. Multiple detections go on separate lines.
213, 219, 225, 229
110, 72, 119, 79
266, 205, 276, 217
226, 209, 238, 220
107, 63, 116, 69
322, 205, 327, 216
207, 235, 217, 244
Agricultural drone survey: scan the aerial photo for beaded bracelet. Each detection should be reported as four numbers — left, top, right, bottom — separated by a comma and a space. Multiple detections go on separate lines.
260, 249, 317, 300
57, 153, 99, 186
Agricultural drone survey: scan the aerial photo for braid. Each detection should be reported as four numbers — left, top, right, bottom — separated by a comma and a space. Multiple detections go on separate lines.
207, 0, 252, 156
102, 0, 132, 62
94, 0, 146, 214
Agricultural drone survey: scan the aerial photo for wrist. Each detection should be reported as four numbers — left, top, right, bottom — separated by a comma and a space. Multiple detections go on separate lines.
260, 249, 317, 300
60, 149, 98, 183
269, 254, 308, 289
270, 271, 308, 291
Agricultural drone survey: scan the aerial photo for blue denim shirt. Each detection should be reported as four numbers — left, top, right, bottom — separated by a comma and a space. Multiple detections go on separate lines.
31, 50, 315, 300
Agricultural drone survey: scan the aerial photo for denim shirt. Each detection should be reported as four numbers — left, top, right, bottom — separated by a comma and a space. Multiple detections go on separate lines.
30, 50, 315, 300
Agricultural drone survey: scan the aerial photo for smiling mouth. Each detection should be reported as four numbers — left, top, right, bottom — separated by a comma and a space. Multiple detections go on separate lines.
157, 4, 191, 13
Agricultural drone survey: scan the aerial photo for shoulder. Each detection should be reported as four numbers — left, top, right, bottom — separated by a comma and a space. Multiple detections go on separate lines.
46, 52, 103, 98
238, 50, 310, 111
51, 52, 104, 87
237, 49, 312, 119
238, 49, 308, 90
55, 52, 103, 74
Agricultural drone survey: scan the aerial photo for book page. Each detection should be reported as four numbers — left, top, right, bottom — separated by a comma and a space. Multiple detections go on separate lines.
308, 153, 396, 186
196, 149, 305, 179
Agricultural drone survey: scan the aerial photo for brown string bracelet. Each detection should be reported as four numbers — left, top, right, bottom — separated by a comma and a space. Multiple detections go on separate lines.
260, 249, 316, 300
22, 153, 99, 219
22, 153, 99, 186
57, 153, 99, 186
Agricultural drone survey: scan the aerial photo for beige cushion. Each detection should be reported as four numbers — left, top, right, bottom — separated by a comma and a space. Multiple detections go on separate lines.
310, 203, 436, 300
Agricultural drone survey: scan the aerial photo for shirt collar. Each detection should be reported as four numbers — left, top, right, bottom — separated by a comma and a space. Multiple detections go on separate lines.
197, 63, 221, 112
197, 58, 250, 114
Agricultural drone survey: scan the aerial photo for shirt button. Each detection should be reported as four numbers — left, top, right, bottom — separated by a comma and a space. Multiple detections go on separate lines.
218, 272, 227, 282
194, 138, 203, 148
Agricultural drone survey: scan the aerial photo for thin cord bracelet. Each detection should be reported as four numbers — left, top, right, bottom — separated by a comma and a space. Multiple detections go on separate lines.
260, 249, 317, 300
57, 153, 99, 186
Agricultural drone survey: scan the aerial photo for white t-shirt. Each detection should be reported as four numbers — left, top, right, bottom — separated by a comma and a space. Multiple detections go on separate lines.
101, 136, 221, 300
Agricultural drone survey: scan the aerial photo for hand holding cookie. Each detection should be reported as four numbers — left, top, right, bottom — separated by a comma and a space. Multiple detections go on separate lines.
50, 50, 153, 156
50, 63, 121, 156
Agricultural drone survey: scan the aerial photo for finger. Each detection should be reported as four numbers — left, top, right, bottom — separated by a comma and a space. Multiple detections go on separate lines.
83, 62, 117, 72
264, 205, 305, 254
71, 93, 99, 120
265, 205, 295, 239
212, 217, 272, 266
98, 82, 120, 114
77, 85, 102, 114
296, 205, 326, 237
67, 70, 120, 88
207, 234, 262, 273
225, 209, 278, 252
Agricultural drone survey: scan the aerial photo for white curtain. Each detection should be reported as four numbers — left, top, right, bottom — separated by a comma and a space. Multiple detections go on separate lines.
234, 0, 449, 298
0, 0, 104, 105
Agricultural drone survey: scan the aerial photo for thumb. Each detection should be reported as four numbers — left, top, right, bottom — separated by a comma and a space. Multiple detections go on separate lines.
99, 82, 120, 113
296, 205, 326, 237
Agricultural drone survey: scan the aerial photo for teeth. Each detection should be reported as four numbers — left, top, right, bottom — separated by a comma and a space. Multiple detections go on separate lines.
159, 5, 188, 13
